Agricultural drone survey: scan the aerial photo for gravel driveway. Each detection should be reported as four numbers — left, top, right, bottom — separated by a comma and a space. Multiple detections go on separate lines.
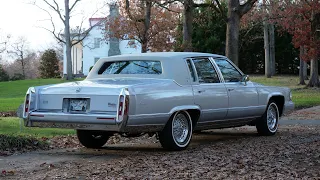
1, 125, 319, 180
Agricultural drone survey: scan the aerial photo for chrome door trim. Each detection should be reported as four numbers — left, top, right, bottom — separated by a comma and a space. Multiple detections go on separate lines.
197, 115, 260, 124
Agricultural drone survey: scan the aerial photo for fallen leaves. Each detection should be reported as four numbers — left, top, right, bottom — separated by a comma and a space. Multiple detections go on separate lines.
0, 111, 16, 117
10, 126, 317, 180
1, 126, 319, 179
1, 170, 15, 177
0, 134, 49, 156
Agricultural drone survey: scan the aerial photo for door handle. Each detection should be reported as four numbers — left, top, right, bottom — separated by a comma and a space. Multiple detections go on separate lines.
198, 90, 206, 93
228, 88, 234, 91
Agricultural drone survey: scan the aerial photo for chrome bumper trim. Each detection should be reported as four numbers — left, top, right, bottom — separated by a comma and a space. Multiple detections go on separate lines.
27, 111, 117, 125
24, 112, 164, 133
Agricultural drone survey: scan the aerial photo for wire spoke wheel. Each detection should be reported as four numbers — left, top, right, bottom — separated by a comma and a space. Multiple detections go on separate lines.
256, 101, 279, 136
159, 111, 193, 151
267, 103, 278, 132
172, 113, 189, 144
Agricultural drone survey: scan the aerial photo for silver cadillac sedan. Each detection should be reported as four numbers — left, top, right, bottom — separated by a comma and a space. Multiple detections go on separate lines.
22, 52, 294, 151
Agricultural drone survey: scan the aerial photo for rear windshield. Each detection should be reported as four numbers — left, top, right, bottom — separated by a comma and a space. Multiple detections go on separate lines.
98, 60, 162, 75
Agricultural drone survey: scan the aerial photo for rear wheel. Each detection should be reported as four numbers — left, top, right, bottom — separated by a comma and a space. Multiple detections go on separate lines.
76, 130, 111, 148
159, 111, 193, 151
256, 101, 279, 136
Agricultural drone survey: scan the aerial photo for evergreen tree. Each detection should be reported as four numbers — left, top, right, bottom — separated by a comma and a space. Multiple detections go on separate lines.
39, 49, 60, 78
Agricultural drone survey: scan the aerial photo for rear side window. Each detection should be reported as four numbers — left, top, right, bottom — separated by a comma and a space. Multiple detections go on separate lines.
98, 60, 162, 75
186, 59, 196, 82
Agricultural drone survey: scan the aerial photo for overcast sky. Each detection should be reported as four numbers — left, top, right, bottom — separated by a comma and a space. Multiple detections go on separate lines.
0, 0, 109, 52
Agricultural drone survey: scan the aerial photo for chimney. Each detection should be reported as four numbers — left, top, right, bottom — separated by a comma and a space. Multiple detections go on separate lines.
108, 4, 121, 56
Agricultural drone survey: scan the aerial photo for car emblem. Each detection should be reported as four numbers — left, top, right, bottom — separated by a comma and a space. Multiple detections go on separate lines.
75, 87, 81, 93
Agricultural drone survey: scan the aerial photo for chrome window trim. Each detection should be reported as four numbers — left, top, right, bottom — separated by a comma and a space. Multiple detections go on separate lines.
184, 58, 197, 83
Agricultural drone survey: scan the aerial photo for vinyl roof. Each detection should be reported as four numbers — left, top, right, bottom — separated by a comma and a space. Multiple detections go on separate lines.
100, 52, 226, 60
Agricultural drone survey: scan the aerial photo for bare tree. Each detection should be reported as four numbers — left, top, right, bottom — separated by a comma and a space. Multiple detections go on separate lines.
32, 0, 105, 80
0, 30, 10, 54
7, 37, 32, 79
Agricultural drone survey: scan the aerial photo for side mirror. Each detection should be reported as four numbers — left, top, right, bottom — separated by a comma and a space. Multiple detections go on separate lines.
242, 75, 250, 86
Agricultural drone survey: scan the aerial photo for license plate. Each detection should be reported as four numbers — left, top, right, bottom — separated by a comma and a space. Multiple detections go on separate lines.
69, 99, 88, 112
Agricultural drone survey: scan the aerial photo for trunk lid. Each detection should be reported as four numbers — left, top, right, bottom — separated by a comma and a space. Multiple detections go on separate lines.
38, 79, 133, 112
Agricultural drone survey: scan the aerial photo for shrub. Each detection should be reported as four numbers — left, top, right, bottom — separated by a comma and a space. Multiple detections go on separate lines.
10, 73, 25, 81
0, 64, 9, 82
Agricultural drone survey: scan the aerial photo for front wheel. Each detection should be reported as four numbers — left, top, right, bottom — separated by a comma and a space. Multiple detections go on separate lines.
76, 130, 111, 148
256, 101, 280, 136
159, 111, 193, 151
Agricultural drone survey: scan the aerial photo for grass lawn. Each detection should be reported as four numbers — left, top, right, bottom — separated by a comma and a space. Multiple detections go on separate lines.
0, 78, 82, 112
0, 117, 75, 137
251, 75, 320, 109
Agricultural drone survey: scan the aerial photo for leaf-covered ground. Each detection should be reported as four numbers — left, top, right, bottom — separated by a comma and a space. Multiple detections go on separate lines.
1, 125, 319, 179
282, 105, 320, 120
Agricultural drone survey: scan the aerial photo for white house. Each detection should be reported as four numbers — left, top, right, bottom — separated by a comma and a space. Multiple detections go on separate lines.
63, 5, 141, 76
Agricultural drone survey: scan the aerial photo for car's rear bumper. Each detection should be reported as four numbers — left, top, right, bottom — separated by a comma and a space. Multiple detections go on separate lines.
283, 101, 294, 114
24, 111, 164, 133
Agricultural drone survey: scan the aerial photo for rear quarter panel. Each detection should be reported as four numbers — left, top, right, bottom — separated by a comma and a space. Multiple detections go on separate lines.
127, 80, 195, 126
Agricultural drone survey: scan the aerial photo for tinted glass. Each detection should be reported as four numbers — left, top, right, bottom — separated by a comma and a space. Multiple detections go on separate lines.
186, 59, 196, 82
192, 58, 220, 83
98, 61, 162, 75
215, 59, 242, 82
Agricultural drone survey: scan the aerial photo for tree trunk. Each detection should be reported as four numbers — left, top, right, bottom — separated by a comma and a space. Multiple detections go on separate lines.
264, 21, 271, 78
64, 0, 73, 80
303, 60, 308, 80
226, 0, 240, 66
141, 42, 148, 53
21, 58, 26, 79
269, 23, 276, 75
308, 13, 320, 87
140, 0, 151, 53
182, 0, 193, 52
308, 59, 319, 87
299, 46, 306, 85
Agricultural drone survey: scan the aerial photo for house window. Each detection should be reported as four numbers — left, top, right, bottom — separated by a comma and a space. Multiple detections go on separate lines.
94, 38, 101, 48
94, 57, 100, 64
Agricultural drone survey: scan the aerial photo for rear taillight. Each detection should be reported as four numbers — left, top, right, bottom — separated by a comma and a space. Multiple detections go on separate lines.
116, 91, 129, 123
124, 96, 129, 116
25, 94, 30, 113
118, 95, 124, 116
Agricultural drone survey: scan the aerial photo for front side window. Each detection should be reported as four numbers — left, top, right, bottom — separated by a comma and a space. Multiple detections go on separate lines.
98, 60, 162, 75
192, 58, 220, 83
214, 59, 242, 82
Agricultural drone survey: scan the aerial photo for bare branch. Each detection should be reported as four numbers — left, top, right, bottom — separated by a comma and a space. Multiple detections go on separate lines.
43, 0, 65, 24
214, 0, 224, 14
33, 3, 66, 43
69, 0, 81, 11
71, 3, 107, 46
155, 3, 180, 13
154, 0, 181, 13
125, 0, 144, 22
239, 0, 258, 16
155, 0, 182, 6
